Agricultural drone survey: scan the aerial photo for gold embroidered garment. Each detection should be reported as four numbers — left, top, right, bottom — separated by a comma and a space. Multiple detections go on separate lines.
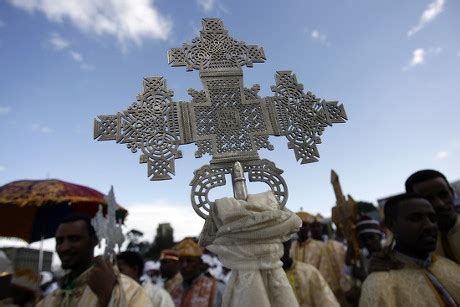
36, 268, 152, 307
170, 274, 218, 307
286, 261, 339, 307
359, 254, 460, 307
292, 239, 346, 297
434, 215, 460, 263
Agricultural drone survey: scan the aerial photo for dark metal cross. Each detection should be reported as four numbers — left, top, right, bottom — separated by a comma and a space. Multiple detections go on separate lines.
94, 18, 347, 218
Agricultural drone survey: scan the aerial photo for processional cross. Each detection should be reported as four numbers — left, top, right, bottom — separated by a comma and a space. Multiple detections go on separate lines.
331, 170, 361, 266
94, 18, 347, 219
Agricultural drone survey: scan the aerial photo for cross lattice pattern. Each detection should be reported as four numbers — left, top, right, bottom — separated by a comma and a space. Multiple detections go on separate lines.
94, 18, 348, 218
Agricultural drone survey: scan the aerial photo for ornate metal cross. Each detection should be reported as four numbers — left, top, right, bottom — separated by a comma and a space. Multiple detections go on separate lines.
94, 18, 347, 219
91, 186, 125, 258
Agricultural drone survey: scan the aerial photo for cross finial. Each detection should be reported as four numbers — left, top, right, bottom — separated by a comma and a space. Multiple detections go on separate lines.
168, 18, 266, 73
94, 18, 348, 219
91, 186, 125, 258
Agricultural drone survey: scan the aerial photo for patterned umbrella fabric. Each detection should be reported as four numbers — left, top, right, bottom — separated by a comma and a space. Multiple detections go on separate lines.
0, 179, 127, 243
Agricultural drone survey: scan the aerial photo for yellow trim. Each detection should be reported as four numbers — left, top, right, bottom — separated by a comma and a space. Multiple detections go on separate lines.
0, 196, 105, 207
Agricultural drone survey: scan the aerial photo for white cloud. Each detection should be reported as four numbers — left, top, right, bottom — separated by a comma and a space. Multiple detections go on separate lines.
436, 150, 450, 160
68, 51, 94, 70
46, 33, 94, 70
122, 200, 204, 242
49, 32, 70, 50
32, 123, 52, 133
457, 51, 460, 57
69, 50, 83, 62
0, 106, 11, 115
0, 165, 5, 172
411, 48, 426, 66
408, 0, 445, 37
196, 0, 228, 14
403, 47, 442, 70
197, 0, 215, 12
311, 29, 328, 44
8, 0, 173, 47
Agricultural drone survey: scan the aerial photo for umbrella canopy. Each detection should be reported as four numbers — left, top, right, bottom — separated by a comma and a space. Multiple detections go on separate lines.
0, 179, 128, 243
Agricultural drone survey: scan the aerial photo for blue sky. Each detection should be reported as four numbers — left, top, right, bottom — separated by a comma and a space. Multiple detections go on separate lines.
1, 0, 459, 245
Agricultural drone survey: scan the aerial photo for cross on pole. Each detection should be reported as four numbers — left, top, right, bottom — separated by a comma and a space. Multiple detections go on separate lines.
94, 18, 348, 218
330, 170, 361, 265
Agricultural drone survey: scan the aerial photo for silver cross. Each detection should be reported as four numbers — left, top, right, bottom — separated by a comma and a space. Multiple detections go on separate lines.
94, 18, 347, 219
91, 186, 124, 257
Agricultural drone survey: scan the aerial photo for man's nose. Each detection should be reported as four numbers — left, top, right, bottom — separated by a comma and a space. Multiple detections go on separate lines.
57, 239, 71, 252
431, 196, 446, 209
422, 216, 437, 232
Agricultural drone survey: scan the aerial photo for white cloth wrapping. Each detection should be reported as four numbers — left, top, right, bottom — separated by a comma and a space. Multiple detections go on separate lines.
199, 191, 302, 307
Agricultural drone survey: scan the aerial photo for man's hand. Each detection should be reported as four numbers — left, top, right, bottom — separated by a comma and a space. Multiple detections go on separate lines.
88, 256, 117, 307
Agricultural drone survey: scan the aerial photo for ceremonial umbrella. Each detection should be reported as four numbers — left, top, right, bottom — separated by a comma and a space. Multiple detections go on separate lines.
0, 179, 128, 243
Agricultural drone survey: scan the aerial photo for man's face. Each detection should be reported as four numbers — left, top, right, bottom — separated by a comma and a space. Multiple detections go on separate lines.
146, 269, 160, 278
358, 232, 382, 254
160, 259, 179, 279
179, 256, 202, 282
117, 259, 138, 281
391, 198, 438, 256
310, 221, 324, 241
411, 177, 456, 229
55, 220, 95, 270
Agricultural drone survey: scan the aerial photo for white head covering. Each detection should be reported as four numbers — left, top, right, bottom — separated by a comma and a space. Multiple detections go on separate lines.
201, 254, 214, 266
144, 260, 160, 273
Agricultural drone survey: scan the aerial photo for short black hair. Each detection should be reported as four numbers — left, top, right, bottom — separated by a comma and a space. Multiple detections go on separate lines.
59, 213, 97, 239
405, 169, 451, 193
383, 193, 427, 226
117, 251, 145, 277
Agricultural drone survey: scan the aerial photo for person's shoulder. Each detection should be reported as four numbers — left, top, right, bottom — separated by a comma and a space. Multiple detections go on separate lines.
432, 255, 460, 271
359, 272, 393, 307
310, 239, 326, 248
147, 282, 171, 296
119, 274, 154, 306
119, 273, 146, 294
119, 273, 141, 286
362, 270, 395, 292
328, 239, 345, 248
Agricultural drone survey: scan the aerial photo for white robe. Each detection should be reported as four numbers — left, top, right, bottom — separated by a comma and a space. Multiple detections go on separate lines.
142, 279, 174, 307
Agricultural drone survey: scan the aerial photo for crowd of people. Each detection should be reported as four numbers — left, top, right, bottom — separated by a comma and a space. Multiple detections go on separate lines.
0, 169, 459, 306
